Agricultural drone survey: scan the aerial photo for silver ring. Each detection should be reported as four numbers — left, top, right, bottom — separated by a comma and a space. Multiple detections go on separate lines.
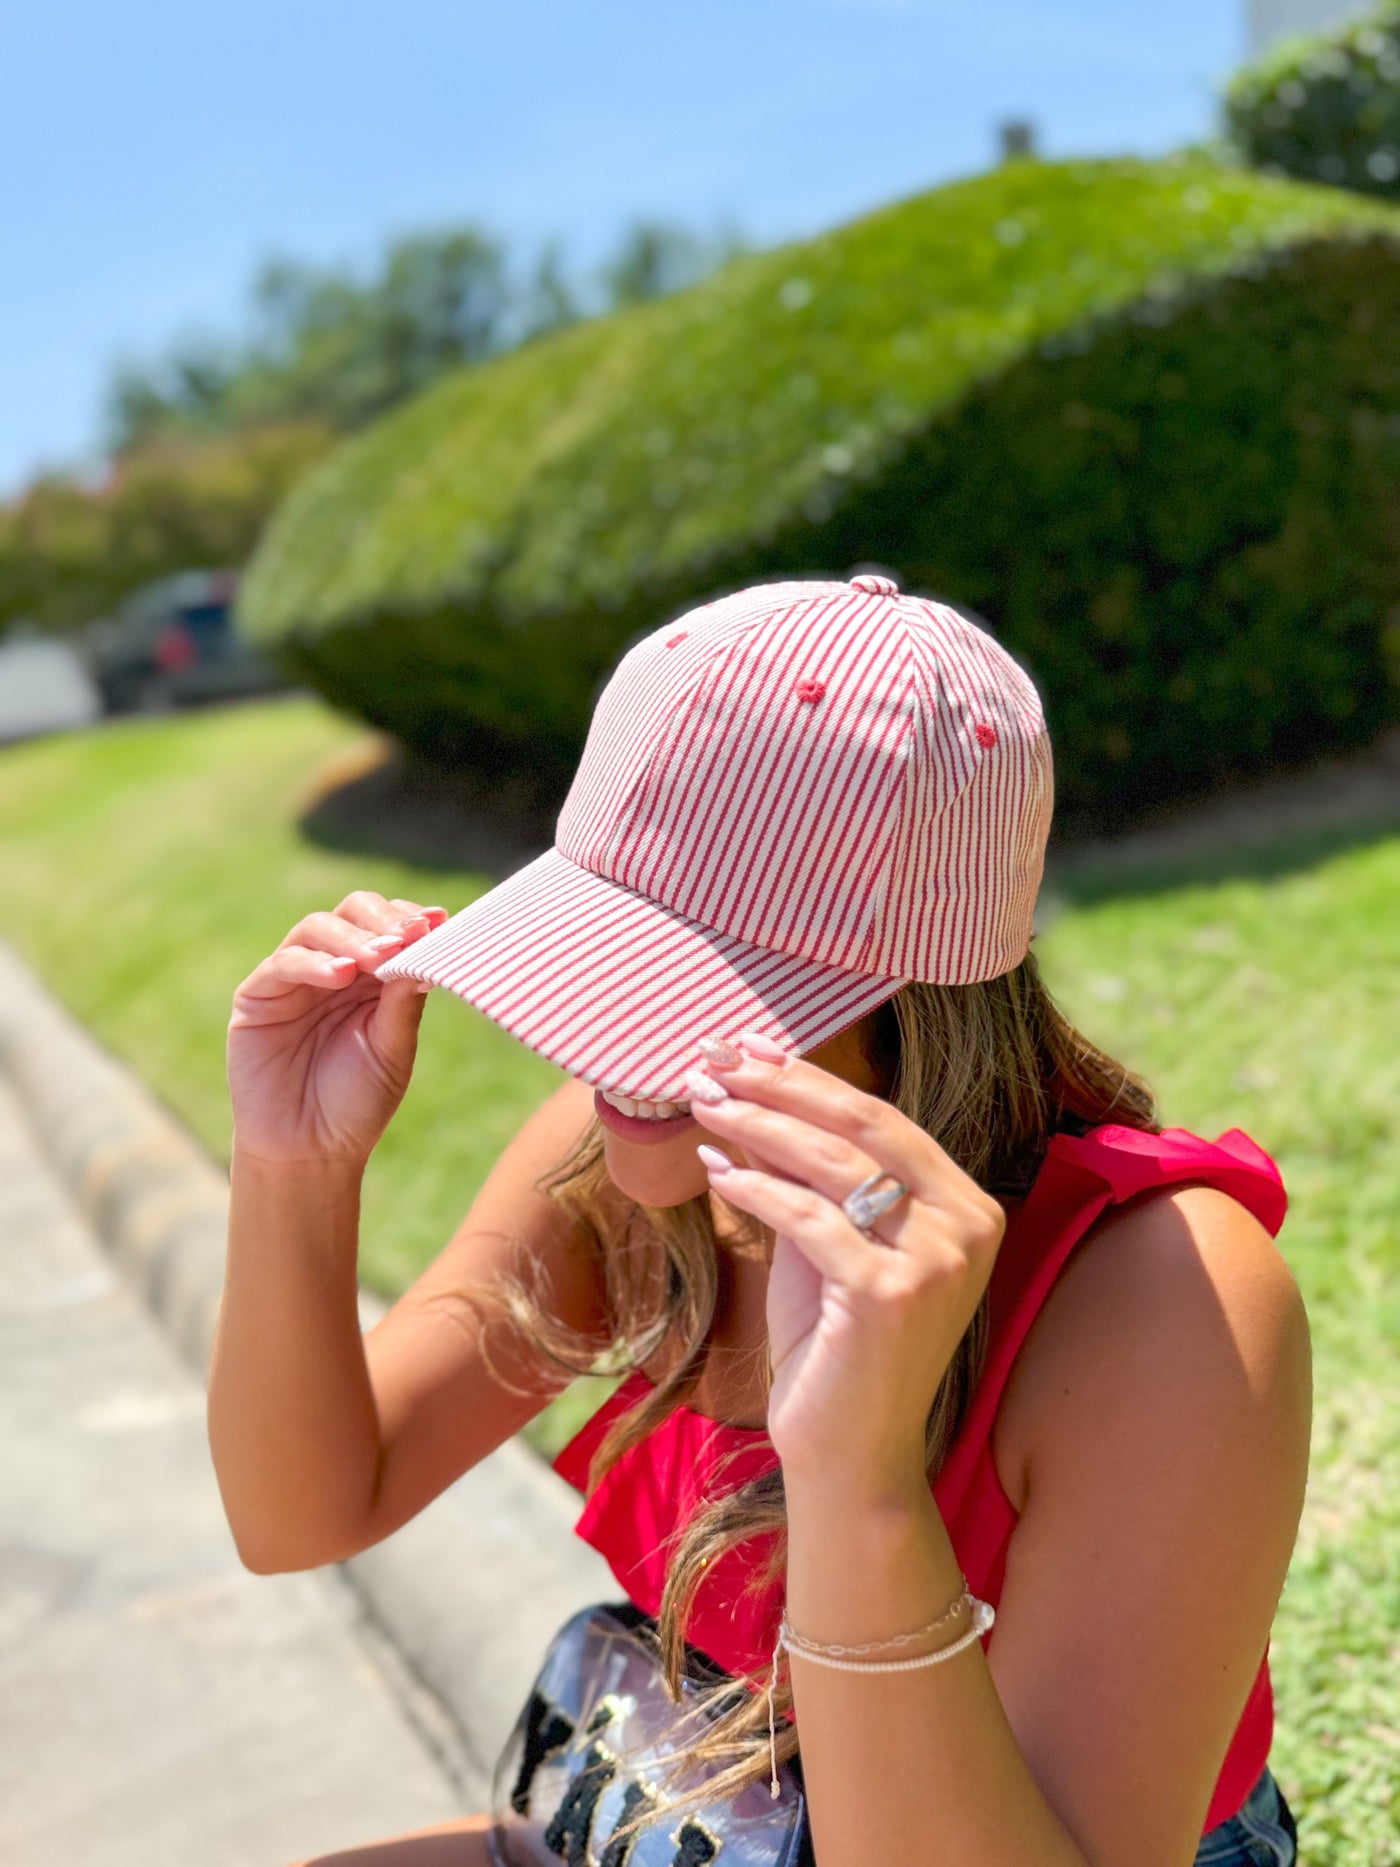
841, 1170, 911, 1237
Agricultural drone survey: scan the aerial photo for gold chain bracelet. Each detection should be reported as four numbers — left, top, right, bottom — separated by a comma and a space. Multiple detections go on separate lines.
779, 1575, 974, 1661
764, 1580, 996, 1799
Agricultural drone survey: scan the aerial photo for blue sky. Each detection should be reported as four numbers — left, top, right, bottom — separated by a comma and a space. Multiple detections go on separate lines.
3, 0, 1248, 496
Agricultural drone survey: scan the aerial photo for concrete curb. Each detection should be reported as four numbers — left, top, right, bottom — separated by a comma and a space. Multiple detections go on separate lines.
0, 940, 613, 1804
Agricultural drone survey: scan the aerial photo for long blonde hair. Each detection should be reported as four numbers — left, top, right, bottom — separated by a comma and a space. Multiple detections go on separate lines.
491, 944, 1159, 1814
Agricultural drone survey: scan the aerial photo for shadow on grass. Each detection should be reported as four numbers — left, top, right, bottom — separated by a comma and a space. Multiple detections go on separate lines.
298, 737, 565, 882
1045, 809, 1400, 913
1041, 725, 1400, 915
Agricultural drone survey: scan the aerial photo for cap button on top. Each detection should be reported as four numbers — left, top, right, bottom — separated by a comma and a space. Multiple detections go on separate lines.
850, 573, 899, 596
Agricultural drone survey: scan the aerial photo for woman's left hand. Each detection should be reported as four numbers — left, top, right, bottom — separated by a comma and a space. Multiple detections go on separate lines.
687, 1037, 1008, 1500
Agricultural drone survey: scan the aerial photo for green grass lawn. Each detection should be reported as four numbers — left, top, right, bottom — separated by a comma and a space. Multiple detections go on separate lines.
1, 695, 1395, 1860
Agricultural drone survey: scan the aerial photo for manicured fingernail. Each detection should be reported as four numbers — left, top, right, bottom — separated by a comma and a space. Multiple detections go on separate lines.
697, 1144, 734, 1173
368, 932, 404, 951
422, 906, 448, 921
683, 1067, 730, 1105
697, 1035, 743, 1068
412, 982, 433, 994
737, 1031, 791, 1063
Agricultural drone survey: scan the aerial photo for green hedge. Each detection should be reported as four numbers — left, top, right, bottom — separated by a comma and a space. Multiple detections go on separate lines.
239, 156, 1400, 836
1226, 3, 1400, 200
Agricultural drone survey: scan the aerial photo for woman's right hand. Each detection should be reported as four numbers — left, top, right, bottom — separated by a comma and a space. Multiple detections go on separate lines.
227, 890, 450, 1167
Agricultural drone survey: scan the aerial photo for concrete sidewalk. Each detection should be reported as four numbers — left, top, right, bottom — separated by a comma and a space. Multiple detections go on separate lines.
0, 1068, 471, 1867
0, 937, 613, 1867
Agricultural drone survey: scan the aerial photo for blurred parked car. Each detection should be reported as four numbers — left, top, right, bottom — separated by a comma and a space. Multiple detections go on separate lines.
0, 625, 104, 744
80, 569, 293, 714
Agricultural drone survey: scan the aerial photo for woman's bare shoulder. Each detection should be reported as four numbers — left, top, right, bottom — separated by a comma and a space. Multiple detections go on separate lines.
992, 1181, 1311, 1513
983, 1183, 1311, 1858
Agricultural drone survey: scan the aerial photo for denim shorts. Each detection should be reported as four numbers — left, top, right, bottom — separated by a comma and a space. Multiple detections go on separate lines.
1193, 1766, 1298, 1866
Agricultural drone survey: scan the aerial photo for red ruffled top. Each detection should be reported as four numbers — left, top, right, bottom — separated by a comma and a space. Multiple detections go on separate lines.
554, 1121, 1289, 1834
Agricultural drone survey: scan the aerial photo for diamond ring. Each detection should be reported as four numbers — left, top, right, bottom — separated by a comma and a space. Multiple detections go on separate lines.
841, 1169, 911, 1237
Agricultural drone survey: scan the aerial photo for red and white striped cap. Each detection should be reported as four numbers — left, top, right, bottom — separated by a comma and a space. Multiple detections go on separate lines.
375, 574, 1054, 1103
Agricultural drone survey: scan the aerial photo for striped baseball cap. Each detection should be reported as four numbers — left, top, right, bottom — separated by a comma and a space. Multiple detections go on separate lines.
374, 574, 1054, 1105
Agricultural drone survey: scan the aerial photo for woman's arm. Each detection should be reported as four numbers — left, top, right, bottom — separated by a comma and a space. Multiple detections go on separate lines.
209, 1075, 604, 1573
782, 1183, 1310, 1867
209, 1150, 379, 1572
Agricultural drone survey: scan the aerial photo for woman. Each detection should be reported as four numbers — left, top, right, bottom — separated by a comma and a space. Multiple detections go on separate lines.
212, 574, 1311, 1866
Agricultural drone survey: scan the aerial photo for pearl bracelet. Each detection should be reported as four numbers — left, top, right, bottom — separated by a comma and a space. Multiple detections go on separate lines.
764, 1592, 996, 1798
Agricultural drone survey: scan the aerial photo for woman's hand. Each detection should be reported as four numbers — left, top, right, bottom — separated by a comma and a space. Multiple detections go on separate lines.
686, 1036, 1007, 1500
227, 891, 448, 1168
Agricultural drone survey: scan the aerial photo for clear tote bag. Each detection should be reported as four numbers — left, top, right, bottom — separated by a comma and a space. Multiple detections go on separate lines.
490, 1601, 808, 1867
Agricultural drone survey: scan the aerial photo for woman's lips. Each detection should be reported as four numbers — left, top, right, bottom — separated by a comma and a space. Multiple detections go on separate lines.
594, 1089, 699, 1145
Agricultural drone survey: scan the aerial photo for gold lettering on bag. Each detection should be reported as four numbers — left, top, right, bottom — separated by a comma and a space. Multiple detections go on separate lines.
586, 1694, 630, 1736
668, 1817, 721, 1864
598, 1779, 663, 1867
544, 1740, 619, 1865
510, 1689, 576, 1816
516, 1676, 735, 1866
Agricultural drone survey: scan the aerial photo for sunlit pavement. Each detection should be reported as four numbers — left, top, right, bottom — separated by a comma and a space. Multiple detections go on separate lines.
0, 1072, 472, 1867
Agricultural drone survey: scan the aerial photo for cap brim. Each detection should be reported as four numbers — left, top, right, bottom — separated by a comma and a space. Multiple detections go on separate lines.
373, 847, 906, 1104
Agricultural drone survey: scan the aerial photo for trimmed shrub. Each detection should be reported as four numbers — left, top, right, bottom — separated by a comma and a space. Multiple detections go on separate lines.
1226, 3, 1400, 199
238, 156, 1400, 837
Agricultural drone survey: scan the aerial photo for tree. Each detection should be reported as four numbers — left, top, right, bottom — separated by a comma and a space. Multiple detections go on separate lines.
599, 219, 745, 307
99, 217, 745, 455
